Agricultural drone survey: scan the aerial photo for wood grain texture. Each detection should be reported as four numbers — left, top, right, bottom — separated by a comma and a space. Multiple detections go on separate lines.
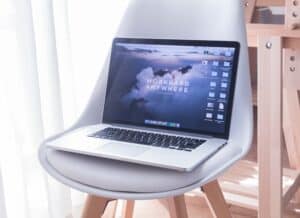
122, 200, 135, 218
256, 0, 284, 6
283, 49, 300, 204
202, 180, 232, 218
81, 195, 112, 218
244, 0, 257, 23
285, 0, 300, 30
167, 196, 188, 218
246, 24, 300, 49
283, 49, 300, 168
257, 36, 283, 218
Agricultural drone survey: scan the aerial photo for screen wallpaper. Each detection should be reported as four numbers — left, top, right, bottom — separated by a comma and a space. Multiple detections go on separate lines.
103, 41, 237, 136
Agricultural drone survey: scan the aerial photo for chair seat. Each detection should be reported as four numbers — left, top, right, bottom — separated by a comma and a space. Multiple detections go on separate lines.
45, 143, 242, 194
46, 148, 202, 193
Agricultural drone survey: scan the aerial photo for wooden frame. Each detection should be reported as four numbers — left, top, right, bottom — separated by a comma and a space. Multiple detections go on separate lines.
244, 0, 257, 23
283, 49, 300, 205
256, 0, 284, 7
285, 0, 300, 30
257, 36, 283, 218
81, 180, 232, 218
248, 2, 300, 217
166, 196, 188, 218
185, 1, 300, 217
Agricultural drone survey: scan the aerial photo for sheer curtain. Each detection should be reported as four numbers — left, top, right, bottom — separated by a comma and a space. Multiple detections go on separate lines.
0, 0, 129, 217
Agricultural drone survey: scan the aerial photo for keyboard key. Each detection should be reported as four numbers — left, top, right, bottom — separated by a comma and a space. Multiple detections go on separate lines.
88, 128, 206, 152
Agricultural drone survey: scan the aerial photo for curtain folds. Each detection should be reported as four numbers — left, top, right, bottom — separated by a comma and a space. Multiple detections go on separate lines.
0, 0, 129, 217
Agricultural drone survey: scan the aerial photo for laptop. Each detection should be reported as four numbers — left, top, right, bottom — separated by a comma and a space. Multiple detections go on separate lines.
47, 38, 240, 172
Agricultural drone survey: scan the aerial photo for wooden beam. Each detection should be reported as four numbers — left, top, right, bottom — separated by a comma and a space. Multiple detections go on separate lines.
283, 49, 300, 90
121, 200, 135, 218
285, 0, 300, 30
110, 200, 118, 218
256, 0, 284, 6
283, 48, 300, 204
81, 195, 112, 218
244, 0, 257, 23
257, 36, 283, 218
283, 38, 300, 49
283, 49, 300, 167
249, 37, 300, 50
283, 173, 300, 207
247, 24, 300, 38
202, 180, 232, 218
247, 24, 300, 49
167, 196, 188, 218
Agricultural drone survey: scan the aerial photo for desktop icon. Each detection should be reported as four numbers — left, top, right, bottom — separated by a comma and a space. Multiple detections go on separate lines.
221, 82, 228, 88
224, 62, 230, 67
220, 93, 226, 99
219, 103, 224, 110
222, 72, 229, 77
207, 102, 214, 108
225, 51, 232, 57
212, 61, 219, 66
217, 114, 224, 120
210, 81, 217, 87
206, 113, 213, 119
211, 71, 218, 77
208, 92, 215, 98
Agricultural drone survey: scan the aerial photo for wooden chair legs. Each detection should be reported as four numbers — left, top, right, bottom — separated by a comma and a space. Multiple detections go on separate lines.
167, 195, 188, 218
81, 180, 231, 218
202, 180, 232, 218
121, 200, 135, 218
120, 196, 188, 218
81, 195, 112, 218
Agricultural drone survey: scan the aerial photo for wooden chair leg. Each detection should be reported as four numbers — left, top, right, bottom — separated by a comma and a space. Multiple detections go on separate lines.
201, 180, 232, 218
121, 200, 135, 218
81, 195, 112, 218
167, 195, 188, 218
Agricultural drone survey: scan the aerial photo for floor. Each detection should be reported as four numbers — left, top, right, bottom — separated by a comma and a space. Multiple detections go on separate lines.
100, 198, 258, 218
97, 197, 299, 218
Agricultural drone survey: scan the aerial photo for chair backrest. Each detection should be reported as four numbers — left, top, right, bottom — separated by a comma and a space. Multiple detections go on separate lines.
73, 0, 253, 159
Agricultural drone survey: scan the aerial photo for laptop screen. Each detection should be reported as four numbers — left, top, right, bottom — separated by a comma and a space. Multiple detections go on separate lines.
103, 38, 240, 139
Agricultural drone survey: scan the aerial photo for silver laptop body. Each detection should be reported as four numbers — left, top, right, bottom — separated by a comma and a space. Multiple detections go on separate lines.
46, 38, 240, 172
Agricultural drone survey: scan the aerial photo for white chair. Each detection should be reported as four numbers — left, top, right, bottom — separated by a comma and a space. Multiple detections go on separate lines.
39, 0, 253, 217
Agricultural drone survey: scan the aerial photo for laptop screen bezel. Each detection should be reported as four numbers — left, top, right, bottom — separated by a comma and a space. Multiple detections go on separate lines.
102, 37, 240, 139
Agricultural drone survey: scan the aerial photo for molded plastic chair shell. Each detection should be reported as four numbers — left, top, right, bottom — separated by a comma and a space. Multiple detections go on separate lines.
39, 0, 253, 200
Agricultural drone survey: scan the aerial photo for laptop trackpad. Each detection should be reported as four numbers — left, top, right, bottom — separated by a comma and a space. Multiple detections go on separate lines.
100, 142, 149, 157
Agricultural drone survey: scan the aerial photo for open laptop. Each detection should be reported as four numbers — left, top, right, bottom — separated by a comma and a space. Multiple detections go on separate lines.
46, 38, 240, 172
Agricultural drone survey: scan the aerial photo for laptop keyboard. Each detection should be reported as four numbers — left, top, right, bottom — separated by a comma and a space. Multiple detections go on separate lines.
88, 127, 206, 152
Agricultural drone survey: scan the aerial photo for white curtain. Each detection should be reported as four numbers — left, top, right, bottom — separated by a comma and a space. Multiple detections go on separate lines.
0, 0, 129, 217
